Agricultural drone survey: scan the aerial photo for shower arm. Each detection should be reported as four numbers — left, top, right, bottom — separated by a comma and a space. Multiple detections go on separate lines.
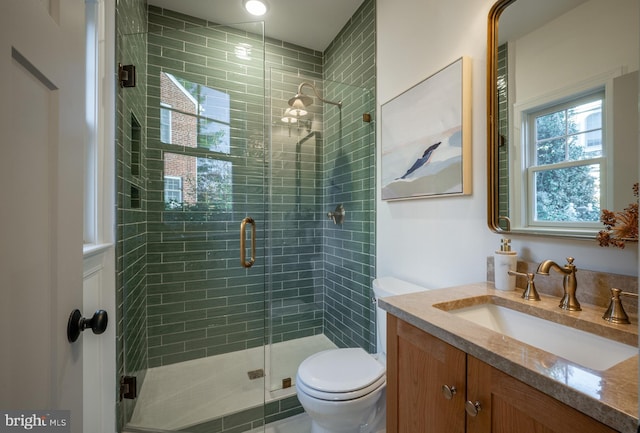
298, 82, 342, 108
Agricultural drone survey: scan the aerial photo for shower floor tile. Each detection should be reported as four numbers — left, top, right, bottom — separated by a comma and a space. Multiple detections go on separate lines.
127, 334, 336, 431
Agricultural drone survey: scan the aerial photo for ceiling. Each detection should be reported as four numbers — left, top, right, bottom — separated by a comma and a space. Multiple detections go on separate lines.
146, 0, 365, 52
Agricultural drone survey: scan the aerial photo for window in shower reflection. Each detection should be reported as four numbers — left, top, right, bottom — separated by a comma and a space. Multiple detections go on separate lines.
164, 153, 232, 212
159, 72, 231, 154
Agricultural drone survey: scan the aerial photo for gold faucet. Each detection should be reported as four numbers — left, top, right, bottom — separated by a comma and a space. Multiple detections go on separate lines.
602, 288, 638, 324
507, 270, 541, 301
536, 257, 580, 311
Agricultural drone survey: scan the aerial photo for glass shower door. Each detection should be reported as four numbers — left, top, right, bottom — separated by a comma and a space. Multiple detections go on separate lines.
267, 71, 376, 395
117, 18, 267, 433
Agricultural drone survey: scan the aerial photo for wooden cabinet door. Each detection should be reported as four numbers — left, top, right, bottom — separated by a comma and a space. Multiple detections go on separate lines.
387, 316, 467, 433
466, 356, 619, 433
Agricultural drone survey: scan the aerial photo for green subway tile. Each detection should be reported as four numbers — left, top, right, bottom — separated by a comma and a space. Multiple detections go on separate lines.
147, 262, 185, 274
184, 62, 227, 80
162, 46, 207, 66
226, 310, 265, 325
228, 293, 264, 306
147, 54, 184, 71
161, 348, 207, 365
147, 322, 185, 337
148, 302, 185, 316
205, 58, 247, 76
185, 39, 225, 57
162, 289, 206, 303
147, 341, 185, 359
162, 329, 207, 345
185, 297, 227, 311
160, 9, 207, 27
148, 32, 184, 50
161, 309, 208, 324
161, 270, 207, 283
176, 30, 220, 51
162, 251, 207, 262
147, 13, 186, 30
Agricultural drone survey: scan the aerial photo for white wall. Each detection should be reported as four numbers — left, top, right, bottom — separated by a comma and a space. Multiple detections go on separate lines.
376, 0, 638, 290
513, 0, 638, 102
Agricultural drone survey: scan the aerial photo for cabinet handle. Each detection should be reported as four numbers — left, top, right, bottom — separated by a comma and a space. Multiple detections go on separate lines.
441, 385, 457, 400
465, 400, 482, 417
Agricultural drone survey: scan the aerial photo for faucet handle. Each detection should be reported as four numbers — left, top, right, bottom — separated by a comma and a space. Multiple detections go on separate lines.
508, 271, 541, 301
602, 288, 637, 324
564, 257, 577, 272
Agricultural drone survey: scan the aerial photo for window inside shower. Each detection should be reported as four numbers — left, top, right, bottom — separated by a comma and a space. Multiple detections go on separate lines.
159, 73, 233, 212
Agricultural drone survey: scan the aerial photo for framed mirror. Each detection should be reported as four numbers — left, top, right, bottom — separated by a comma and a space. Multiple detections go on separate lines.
487, 0, 638, 238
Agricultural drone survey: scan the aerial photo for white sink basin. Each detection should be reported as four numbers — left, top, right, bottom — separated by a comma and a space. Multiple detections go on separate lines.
449, 303, 637, 371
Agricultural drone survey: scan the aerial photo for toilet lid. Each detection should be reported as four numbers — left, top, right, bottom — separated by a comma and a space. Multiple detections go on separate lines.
297, 348, 385, 394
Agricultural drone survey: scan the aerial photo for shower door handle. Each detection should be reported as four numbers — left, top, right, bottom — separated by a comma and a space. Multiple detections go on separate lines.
240, 217, 256, 268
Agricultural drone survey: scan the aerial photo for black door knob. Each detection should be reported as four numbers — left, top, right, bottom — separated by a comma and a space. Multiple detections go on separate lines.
67, 309, 108, 343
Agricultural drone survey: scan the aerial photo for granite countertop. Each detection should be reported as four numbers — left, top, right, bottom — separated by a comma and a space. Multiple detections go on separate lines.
378, 282, 639, 433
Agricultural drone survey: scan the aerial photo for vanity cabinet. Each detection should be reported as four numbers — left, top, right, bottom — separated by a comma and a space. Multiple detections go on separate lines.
386, 313, 466, 432
386, 315, 619, 433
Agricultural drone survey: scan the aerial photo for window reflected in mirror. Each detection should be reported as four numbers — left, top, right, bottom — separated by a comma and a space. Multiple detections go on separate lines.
527, 92, 604, 226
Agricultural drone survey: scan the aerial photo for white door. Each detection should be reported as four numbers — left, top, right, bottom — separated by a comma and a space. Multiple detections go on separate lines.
0, 1, 86, 432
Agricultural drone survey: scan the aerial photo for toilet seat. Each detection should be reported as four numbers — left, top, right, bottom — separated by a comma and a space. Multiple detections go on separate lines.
296, 348, 386, 401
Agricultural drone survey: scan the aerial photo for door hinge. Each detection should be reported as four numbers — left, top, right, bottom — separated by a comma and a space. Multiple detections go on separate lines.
119, 375, 137, 400
118, 63, 136, 88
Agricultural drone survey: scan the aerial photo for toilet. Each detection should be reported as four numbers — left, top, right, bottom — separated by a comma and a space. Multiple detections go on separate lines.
296, 277, 431, 433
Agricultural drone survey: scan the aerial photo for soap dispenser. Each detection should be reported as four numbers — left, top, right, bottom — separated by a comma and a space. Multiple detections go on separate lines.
494, 238, 517, 291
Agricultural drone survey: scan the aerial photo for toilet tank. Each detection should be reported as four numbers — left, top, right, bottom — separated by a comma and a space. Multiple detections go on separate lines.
372, 277, 431, 357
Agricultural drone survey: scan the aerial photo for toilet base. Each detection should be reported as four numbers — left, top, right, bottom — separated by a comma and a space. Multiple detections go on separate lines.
299, 387, 386, 433
309, 413, 385, 433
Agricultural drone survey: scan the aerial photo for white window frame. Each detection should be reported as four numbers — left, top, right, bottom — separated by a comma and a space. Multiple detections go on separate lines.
525, 90, 605, 229
160, 102, 172, 144
84, 0, 115, 253
510, 69, 621, 236
164, 175, 183, 205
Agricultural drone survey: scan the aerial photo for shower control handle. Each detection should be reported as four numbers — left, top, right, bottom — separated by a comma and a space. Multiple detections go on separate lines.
327, 204, 345, 225
67, 309, 108, 343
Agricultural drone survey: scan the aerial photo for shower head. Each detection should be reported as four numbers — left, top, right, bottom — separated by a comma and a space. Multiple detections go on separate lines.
288, 92, 313, 108
287, 81, 341, 116
287, 93, 312, 117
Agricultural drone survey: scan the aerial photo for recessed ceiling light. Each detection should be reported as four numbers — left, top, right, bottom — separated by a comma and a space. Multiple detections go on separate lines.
243, 0, 269, 16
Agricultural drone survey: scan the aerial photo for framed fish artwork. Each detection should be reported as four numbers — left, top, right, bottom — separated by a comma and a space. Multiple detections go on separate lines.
381, 56, 472, 200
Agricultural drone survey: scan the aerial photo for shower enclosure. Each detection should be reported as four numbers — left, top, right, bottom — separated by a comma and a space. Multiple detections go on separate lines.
117, 4, 375, 433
